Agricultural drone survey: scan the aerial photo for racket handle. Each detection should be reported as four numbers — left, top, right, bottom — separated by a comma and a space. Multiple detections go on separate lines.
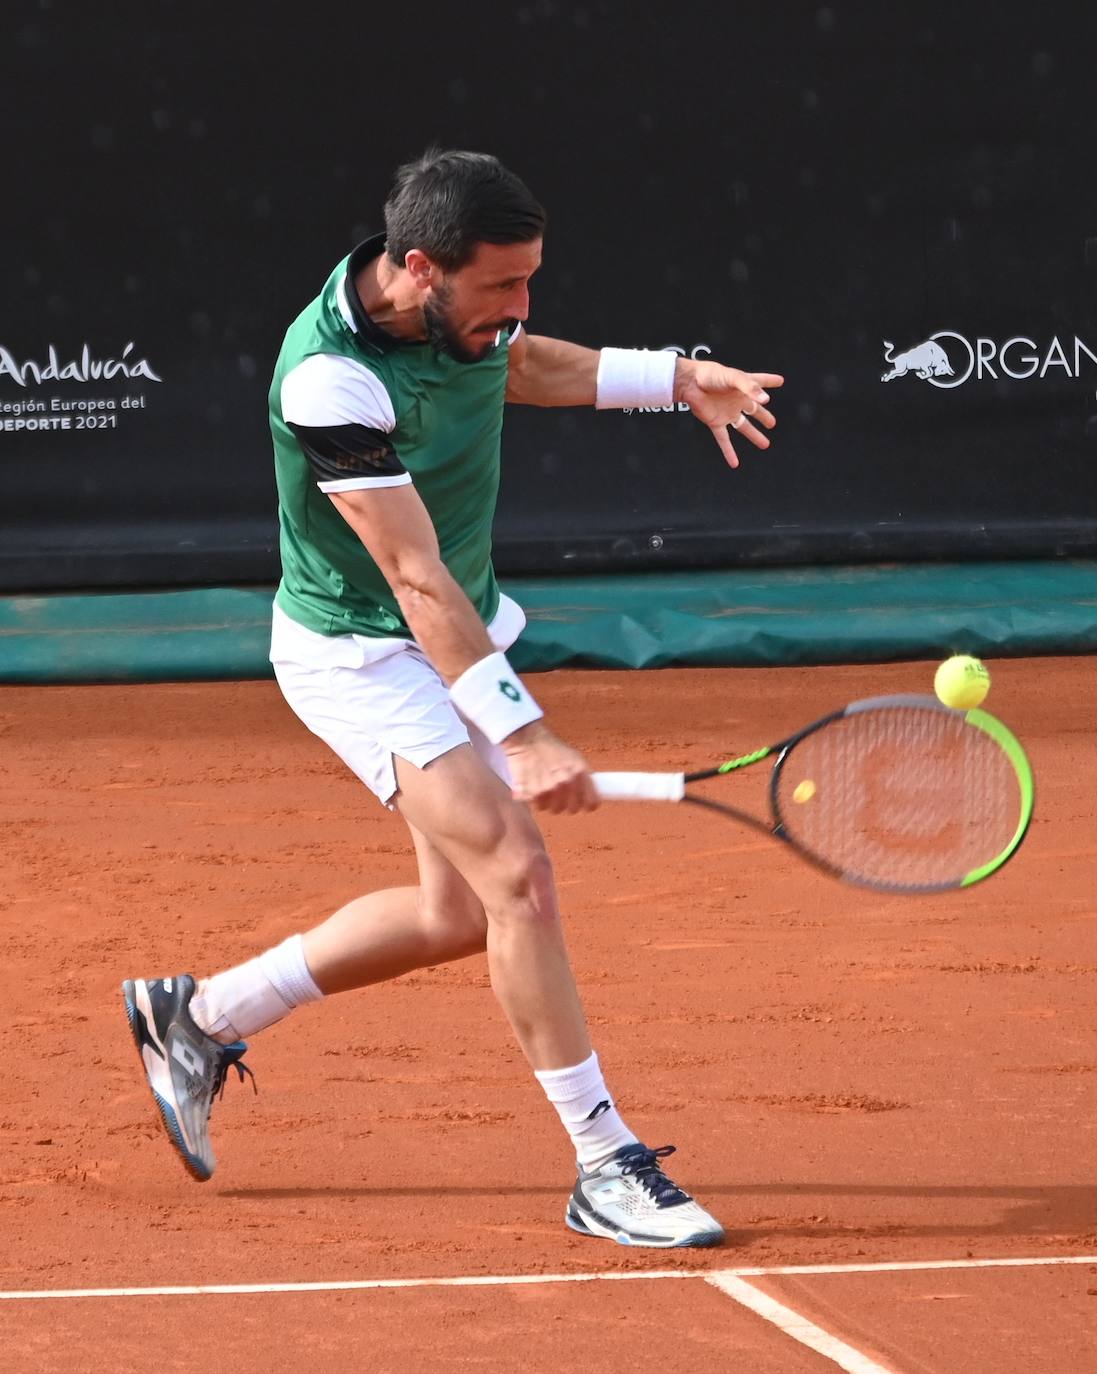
593, 771, 686, 802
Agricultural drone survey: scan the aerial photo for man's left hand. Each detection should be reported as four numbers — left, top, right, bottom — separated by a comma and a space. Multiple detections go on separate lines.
674, 360, 784, 467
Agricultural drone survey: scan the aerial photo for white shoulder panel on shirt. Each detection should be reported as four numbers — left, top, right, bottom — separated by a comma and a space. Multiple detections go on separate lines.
280, 354, 397, 431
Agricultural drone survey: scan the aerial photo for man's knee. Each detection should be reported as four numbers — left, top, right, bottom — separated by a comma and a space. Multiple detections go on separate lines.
418, 886, 488, 958
483, 841, 557, 926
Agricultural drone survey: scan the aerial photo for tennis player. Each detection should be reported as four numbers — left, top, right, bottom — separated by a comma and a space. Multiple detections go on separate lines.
123, 149, 782, 1248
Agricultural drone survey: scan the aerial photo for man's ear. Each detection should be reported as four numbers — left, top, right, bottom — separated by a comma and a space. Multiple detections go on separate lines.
404, 249, 436, 292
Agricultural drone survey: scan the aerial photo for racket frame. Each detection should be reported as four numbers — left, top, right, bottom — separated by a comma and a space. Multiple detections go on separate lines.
678, 695, 1034, 893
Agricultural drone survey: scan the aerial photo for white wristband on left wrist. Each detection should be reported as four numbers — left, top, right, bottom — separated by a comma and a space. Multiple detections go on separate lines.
595, 347, 677, 410
449, 652, 544, 745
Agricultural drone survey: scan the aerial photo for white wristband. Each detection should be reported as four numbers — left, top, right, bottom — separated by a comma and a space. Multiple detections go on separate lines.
449, 652, 543, 745
595, 347, 677, 410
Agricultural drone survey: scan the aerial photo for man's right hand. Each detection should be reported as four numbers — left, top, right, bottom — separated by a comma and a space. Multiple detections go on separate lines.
503, 721, 600, 815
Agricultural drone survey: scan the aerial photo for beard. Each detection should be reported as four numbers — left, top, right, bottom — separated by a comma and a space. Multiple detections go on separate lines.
423, 284, 505, 365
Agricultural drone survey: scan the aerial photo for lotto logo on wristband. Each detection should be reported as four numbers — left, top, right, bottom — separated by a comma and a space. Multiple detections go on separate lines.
450, 652, 543, 745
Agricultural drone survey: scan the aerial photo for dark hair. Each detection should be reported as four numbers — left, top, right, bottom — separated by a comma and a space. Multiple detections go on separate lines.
384, 148, 545, 272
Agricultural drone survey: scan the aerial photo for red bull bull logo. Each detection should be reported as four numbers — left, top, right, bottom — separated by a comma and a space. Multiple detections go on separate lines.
881, 333, 1097, 389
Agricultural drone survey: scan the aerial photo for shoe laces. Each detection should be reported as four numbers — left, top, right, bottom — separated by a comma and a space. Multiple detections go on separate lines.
618, 1145, 690, 1207
212, 1044, 257, 1108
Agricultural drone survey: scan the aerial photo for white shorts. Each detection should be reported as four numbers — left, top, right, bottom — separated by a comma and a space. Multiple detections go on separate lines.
269, 596, 526, 807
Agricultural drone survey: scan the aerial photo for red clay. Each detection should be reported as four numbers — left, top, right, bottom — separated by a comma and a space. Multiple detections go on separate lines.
8, 1280, 831, 1374
753, 1264, 1097, 1372
1, 658, 1095, 1368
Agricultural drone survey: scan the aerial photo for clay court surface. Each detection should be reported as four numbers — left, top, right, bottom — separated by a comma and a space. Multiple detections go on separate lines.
2, 656, 1096, 1370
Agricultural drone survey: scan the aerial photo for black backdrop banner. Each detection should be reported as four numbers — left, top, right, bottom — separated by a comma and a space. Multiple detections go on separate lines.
2, 3, 1096, 592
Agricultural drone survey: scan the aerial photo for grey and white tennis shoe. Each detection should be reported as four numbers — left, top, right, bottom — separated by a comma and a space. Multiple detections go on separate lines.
122, 974, 253, 1181
566, 1142, 724, 1247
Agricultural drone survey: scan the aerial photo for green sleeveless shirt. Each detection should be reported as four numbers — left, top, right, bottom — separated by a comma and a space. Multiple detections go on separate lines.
269, 235, 511, 638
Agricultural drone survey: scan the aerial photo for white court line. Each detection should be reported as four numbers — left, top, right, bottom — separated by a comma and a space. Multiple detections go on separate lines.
707, 1274, 894, 1374
1, 1253, 1094, 1302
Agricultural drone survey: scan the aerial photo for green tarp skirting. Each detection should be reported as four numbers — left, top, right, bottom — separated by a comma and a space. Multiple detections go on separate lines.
1, 562, 1095, 684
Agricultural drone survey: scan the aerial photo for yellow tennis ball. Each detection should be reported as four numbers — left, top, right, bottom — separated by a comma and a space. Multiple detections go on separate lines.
793, 779, 816, 804
934, 655, 990, 710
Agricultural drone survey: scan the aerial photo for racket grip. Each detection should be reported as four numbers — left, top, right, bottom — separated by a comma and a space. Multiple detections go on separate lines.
593, 771, 686, 802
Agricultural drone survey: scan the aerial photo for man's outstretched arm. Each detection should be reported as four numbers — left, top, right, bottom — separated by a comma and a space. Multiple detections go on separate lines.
505, 329, 784, 468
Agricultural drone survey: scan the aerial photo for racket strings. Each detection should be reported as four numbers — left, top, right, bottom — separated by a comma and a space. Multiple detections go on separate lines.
775, 708, 1021, 889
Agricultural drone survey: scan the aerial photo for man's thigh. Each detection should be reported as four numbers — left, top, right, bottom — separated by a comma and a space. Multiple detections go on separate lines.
405, 817, 485, 932
394, 747, 549, 908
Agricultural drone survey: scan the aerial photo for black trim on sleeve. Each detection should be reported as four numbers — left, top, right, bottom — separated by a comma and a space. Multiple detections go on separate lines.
288, 421, 406, 484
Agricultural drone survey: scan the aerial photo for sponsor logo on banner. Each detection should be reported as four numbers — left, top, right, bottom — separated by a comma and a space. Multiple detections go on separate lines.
624, 343, 712, 414
881, 333, 1097, 390
0, 341, 163, 434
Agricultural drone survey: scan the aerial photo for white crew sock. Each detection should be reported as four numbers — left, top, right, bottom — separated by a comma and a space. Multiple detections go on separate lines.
189, 934, 324, 1044
534, 1051, 639, 1169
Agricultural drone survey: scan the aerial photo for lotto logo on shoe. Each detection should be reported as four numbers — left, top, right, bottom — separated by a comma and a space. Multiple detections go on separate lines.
171, 1038, 207, 1077
591, 1178, 631, 1203
499, 681, 521, 702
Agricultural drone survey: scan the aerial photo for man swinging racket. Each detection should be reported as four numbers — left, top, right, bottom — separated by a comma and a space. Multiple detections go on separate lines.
123, 148, 782, 1248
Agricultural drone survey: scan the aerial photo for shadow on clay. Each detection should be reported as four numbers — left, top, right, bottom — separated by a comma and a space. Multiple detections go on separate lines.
218, 1181, 1097, 1244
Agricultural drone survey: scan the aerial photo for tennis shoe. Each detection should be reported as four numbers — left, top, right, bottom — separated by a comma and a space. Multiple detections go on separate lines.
565, 1143, 724, 1247
122, 974, 254, 1182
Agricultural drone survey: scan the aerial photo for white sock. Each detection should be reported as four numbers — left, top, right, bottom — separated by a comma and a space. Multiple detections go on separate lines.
189, 934, 323, 1044
534, 1051, 639, 1170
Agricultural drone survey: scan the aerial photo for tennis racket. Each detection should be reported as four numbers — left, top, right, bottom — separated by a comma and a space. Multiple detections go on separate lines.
592, 694, 1033, 894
